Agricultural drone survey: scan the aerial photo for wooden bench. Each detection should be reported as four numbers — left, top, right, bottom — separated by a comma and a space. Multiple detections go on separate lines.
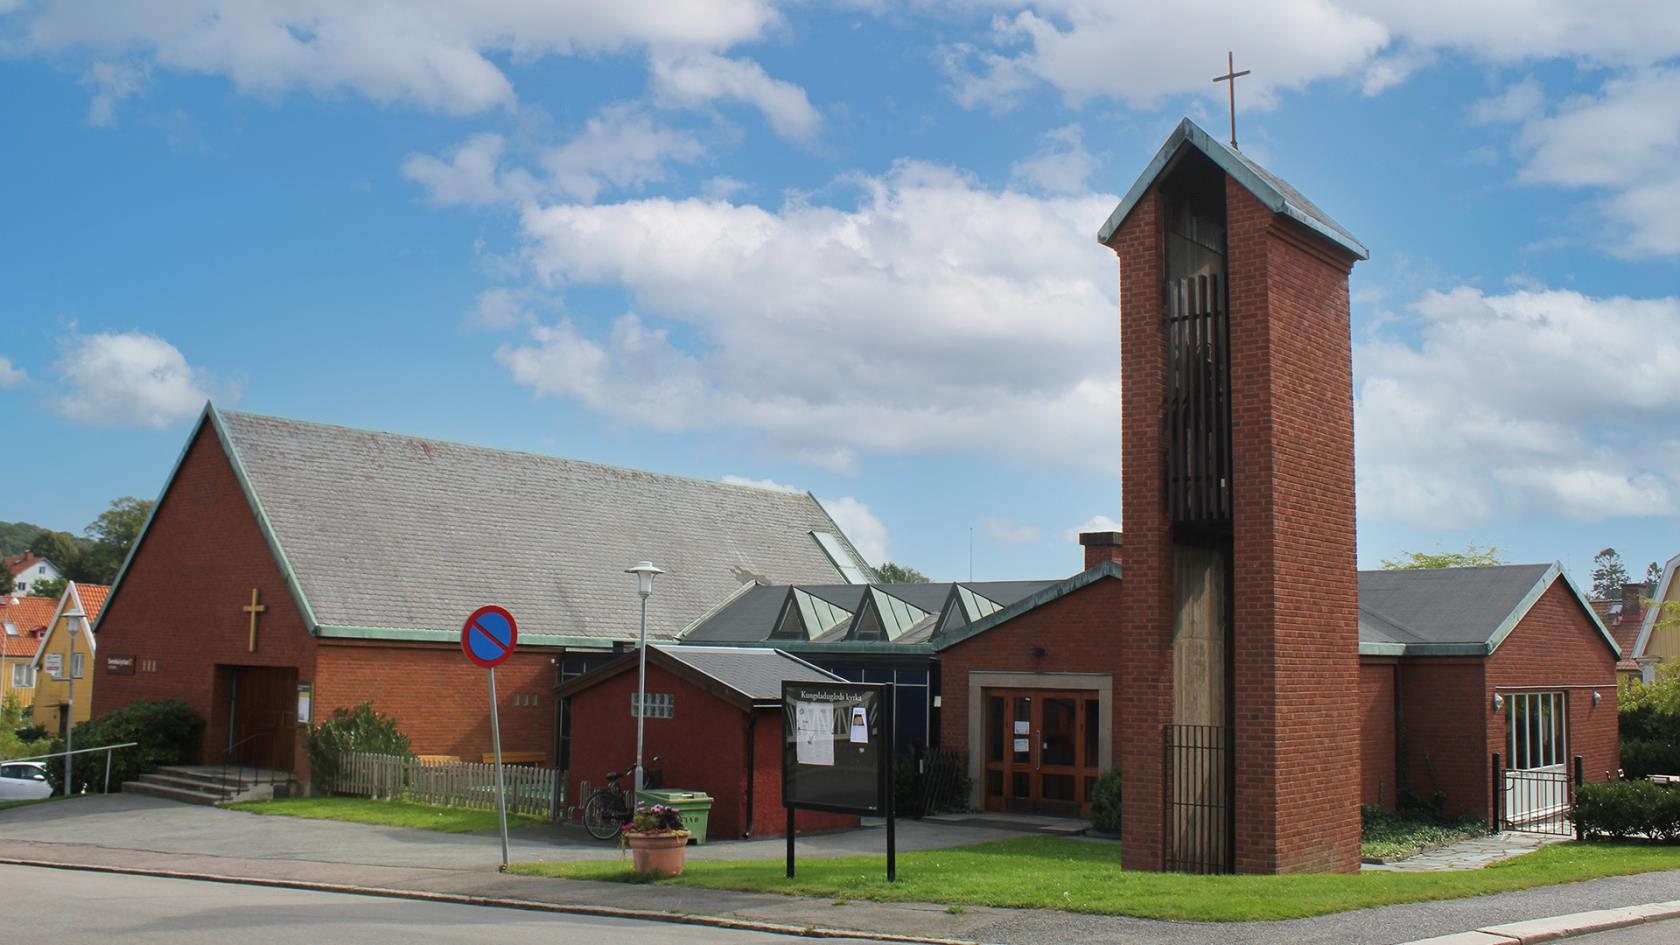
416, 755, 461, 766
483, 751, 548, 765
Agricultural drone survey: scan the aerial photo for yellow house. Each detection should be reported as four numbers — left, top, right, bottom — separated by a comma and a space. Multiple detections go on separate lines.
1633, 552, 1680, 682
1, 594, 59, 713
28, 583, 111, 737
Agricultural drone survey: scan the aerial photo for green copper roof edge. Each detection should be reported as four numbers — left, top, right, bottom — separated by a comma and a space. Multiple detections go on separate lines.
1359, 641, 1488, 658
92, 405, 211, 637
209, 405, 325, 635
1096, 117, 1369, 260
1482, 563, 1617, 660
934, 560, 1122, 652
316, 624, 612, 648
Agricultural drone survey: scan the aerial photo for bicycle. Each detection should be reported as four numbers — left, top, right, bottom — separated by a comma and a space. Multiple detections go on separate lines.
581, 756, 662, 840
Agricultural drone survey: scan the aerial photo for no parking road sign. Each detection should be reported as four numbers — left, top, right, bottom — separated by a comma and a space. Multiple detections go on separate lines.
462, 603, 518, 869
461, 605, 518, 668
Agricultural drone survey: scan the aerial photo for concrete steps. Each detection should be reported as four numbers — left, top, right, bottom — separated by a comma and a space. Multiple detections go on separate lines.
122, 766, 289, 806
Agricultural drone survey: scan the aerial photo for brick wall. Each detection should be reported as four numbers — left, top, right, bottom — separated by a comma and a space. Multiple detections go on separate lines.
1225, 179, 1362, 873
937, 577, 1122, 753
565, 662, 852, 839
1360, 660, 1398, 810
1112, 187, 1175, 872
92, 420, 317, 775
1396, 659, 1488, 818
1486, 580, 1620, 788
313, 641, 554, 762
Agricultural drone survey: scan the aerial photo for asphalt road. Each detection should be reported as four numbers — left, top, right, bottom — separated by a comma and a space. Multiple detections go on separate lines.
0, 863, 889, 944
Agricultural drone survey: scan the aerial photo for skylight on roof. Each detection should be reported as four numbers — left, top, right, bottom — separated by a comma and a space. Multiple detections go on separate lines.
811, 531, 870, 584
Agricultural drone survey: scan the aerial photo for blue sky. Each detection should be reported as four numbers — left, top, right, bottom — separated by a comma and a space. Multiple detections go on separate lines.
1, 1, 1676, 588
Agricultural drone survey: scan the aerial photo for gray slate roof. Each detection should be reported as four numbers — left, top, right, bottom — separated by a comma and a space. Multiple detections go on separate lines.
654, 645, 841, 702
209, 408, 872, 644
1357, 563, 1617, 658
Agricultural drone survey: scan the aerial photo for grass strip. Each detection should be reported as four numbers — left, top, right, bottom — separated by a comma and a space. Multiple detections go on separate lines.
509, 835, 1680, 922
225, 796, 544, 834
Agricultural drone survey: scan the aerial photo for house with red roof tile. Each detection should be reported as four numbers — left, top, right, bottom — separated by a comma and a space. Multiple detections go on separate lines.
3, 553, 62, 596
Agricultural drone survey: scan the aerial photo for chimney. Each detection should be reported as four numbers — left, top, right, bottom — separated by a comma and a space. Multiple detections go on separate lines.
1079, 531, 1123, 570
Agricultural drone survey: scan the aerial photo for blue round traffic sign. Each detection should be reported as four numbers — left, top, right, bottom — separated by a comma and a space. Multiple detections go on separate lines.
462, 605, 518, 669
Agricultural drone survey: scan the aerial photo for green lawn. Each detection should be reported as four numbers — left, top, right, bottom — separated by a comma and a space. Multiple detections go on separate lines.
0, 796, 63, 814
508, 836, 1680, 922
225, 797, 545, 833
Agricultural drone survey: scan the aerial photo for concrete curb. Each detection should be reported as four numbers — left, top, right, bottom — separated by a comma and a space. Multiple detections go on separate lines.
0, 856, 981, 945
1401, 900, 1680, 945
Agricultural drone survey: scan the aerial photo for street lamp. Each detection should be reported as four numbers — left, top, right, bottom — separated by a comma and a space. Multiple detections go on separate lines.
61, 599, 86, 798
624, 561, 664, 804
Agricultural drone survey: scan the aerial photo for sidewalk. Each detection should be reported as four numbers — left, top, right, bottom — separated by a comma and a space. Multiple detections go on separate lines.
5, 796, 1680, 945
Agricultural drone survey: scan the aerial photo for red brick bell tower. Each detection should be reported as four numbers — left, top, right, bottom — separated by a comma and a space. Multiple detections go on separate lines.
1099, 119, 1367, 874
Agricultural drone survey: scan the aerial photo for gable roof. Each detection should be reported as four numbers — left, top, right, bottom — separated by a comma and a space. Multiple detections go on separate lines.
99, 405, 875, 648
680, 578, 1064, 650
29, 582, 112, 667
0, 595, 58, 639
1097, 117, 1368, 260
1632, 552, 1680, 663
3, 554, 51, 577
553, 644, 841, 710
1357, 563, 1617, 658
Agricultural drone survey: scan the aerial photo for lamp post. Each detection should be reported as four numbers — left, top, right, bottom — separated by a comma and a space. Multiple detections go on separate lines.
625, 561, 664, 806
61, 599, 86, 797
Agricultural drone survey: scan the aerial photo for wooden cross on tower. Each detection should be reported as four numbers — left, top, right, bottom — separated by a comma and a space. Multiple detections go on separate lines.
243, 587, 267, 653
1212, 51, 1251, 151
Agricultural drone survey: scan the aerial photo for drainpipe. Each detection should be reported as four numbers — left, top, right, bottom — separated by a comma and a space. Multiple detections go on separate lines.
744, 709, 757, 839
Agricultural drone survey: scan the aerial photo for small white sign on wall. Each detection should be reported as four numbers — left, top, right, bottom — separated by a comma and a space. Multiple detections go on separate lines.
795, 701, 835, 766
43, 653, 63, 677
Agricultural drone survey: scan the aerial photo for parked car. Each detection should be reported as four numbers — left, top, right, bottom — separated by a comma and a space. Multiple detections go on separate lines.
0, 761, 51, 800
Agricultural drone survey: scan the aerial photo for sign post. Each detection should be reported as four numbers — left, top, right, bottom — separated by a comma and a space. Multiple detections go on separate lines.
781, 681, 894, 881
461, 605, 518, 870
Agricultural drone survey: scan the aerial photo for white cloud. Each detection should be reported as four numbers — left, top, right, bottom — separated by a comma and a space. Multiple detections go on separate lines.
52, 330, 230, 428
404, 108, 703, 208
1468, 76, 1543, 124
468, 287, 539, 330
819, 495, 888, 564
78, 60, 147, 126
939, 1, 1680, 110
981, 516, 1039, 545
10, 0, 781, 115
498, 162, 1122, 473
941, 2, 1388, 110
1064, 514, 1120, 543
1356, 286, 1680, 527
0, 355, 25, 388
1507, 67, 1680, 257
721, 474, 802, 493
650, 52, 821, 141
1011, 123, 1097, 194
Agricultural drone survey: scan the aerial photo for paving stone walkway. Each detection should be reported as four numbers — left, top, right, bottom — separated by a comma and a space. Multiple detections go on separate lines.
1363, 830, 1566, 871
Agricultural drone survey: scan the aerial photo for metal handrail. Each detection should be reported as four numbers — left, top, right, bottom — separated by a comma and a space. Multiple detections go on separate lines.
221, 729, 291, 794
4, 741, 140, 795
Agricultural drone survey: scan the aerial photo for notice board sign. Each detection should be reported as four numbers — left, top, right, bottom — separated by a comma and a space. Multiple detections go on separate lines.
781, 680, 890, 816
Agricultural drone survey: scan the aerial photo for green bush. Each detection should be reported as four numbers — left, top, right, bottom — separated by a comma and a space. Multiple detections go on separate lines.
1622, 739, 1680, 780
44, 700, 204, 794
1089, 768, 1122, 833
307, 701, 411, 789
1574, 780, 1680, 841
1620, 667, 1680, 779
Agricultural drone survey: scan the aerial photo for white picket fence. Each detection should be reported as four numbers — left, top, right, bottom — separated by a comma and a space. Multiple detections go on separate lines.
331, 751, 563, 820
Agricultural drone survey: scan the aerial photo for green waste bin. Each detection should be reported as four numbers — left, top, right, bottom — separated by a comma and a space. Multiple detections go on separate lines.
638, 788, 713, 845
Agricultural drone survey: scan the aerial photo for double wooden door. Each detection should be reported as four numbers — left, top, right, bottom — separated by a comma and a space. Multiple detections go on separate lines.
228, 666, 297, 772
982, 689, 1100, 816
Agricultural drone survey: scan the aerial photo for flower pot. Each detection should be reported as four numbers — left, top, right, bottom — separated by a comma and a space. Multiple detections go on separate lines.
625, 831, 689, 877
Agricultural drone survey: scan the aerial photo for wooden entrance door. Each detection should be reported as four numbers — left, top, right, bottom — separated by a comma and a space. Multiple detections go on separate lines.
229, 667, 297, 772
982, 689, 1100, 816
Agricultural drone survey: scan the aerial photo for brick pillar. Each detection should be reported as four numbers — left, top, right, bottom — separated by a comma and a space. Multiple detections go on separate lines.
1112, 188, 1174, 872
1225, 178, 1361, 873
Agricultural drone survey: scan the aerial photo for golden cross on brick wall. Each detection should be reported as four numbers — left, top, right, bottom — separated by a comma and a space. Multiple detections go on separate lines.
243, 587, 267, 653
1212, 51, 1252, 151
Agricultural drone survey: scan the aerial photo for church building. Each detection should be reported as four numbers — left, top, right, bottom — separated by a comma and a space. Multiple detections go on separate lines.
90, 406, 875, 781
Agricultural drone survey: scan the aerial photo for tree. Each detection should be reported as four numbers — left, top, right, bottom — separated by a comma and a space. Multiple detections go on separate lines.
1648, 561, 1666, 587
27, 530, 82, 578
0, 557, 12, 594
28, 577, 67, 600
1592, 547, 1630, 600
1380, 544, 1506, 570
79, 497, 154, 584
875, 561, 930, 584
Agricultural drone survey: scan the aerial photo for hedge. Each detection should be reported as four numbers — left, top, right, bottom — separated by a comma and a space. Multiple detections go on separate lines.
45, 699, 205, 794
1574, 780, 1680, 842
